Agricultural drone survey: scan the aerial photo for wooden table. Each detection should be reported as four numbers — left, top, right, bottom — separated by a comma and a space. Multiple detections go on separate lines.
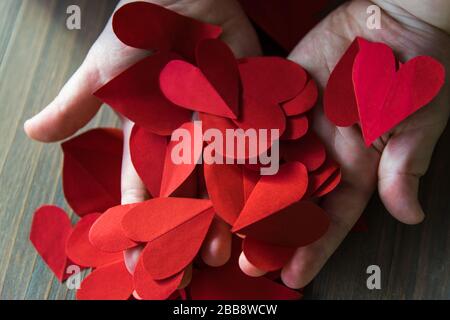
0, 0, 448, 300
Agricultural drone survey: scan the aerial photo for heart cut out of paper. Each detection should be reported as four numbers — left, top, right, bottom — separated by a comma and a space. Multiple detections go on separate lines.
232, 162, 308, 233
76, 260, 133, 300
66, 213, 123, 267
235, 201, 330, 247
89, 204, 138, 253
141, 206, 215, 279
243, 237, 296, 272
281, 131, 326, 171
62, 128, 123, 217
324, 37, 445, 146
30, 205, 73, 281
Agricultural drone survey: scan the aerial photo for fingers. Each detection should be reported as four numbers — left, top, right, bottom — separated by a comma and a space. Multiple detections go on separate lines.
24, 60, 102, 142
281, 183, 373, 289
201, 218, 232, 267
378, 128, 442, 224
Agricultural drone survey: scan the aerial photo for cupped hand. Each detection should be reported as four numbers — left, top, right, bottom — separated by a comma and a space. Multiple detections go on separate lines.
240, 0, 449, 289
24, 0, 261, 280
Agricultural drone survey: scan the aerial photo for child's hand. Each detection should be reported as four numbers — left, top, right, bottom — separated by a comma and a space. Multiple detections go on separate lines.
239, 0, 449, 289
24, 0, 261, 276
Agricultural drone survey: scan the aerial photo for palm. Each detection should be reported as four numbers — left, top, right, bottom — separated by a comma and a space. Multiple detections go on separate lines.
280, 0, 449, 288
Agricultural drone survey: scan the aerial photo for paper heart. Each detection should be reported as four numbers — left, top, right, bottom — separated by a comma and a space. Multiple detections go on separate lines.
133, 256, 184, 300
190, 238, 301, 300
112, 2, 221, 61
130, 125, 167, 198
62, 128, 123, 217
95, 53, 192, 136
196, 39, 240, 117
242, 237, 296, 272
29, 206, 73, 281
353, 41, 445, 145
235, 201, 330, 247
66, 213, 123, 267
160, 60, 238, 118
282, 77, 318, 116
122, 198, 213, 242
281, 114, 309, 140
89, 204, 138, 253
324, 37, 445, 146
306, 157, 341, 198
232, 162, 308, 233
76, 260, 133, 300
204, 163, 244, 225
141, 207, 215, 279
159, 122, 203, 197
281, 131, 326, 171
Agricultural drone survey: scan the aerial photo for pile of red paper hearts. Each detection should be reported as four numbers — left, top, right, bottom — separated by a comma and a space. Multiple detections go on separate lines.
29, 2, 444, 300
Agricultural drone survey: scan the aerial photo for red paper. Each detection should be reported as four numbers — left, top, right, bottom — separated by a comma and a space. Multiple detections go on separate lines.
141, 207, 215, 279
281, 131, 326, 171
239, 57, 307, 103
76, 260, 133, 300
160, 60, 237, 118
243, 237, 296, 272
282, 78, 318, 116
112, 2, 222, 61
235, 201, 330, 247
89, 204, 138, 253
29, 205, 73, 281
306, 157, 341, 198
66, 213, 123, 267
134, 256, 184, 300
122, 198, 213, 242
160, 122, 202, 197
204, 163, 244, 225
62, 128, 123, 217
325, 37, 445, 145
190, 238, 301, 300
196, 39, 240, 118
281, 115, 309, 140
232, 162, 308, 232
130, 125, 167, 198
95, 53, 192, 136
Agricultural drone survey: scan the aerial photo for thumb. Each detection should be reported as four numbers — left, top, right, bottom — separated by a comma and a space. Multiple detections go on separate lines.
378, 127, 442, 224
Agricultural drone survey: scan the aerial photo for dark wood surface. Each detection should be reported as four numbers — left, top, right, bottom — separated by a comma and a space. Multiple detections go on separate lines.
0, 0, 448, 300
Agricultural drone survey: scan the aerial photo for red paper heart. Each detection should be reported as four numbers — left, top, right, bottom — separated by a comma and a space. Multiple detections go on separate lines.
122, 198, 213, 242
76, 260, 133, 300
306, 157, 341, 198
235, 201, 330, 247
204, 163, 244, 225
196, 39, 240, 118
129, 125, 167, 198
133, 256, 184, 300
112, 2, 222, 61
190, 238, 300, 300
89, 204, 138, 253
66, 213, 123, 267
282, 78, 318, 117
62, 128, 123, 217
324, 38, 362, 126
141, 207, 215, 279
242, 168, 260, 201
239, 57, 307, 103
243, 237, 296, 272
232, 162, 308, 232
30, 205, 73, 281
95, 54, 192, 136
160, 60, 237, 118
353, 41, 445, 145
281, 115, 309, 140
281, 131, 326, 171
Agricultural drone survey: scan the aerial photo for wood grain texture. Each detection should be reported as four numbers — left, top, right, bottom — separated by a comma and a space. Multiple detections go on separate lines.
0, 0, 448, 300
